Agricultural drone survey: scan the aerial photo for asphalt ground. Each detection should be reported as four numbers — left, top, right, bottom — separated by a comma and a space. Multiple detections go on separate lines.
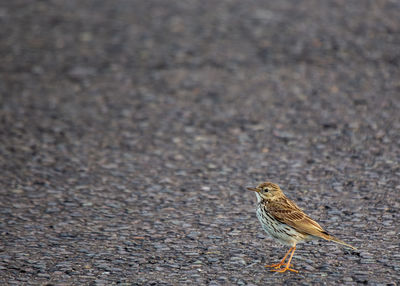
1, 0, 399, 285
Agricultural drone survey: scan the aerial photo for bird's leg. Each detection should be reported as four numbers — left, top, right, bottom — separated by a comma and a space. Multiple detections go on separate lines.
265, 247, 293, 269
271, 246, 298, 273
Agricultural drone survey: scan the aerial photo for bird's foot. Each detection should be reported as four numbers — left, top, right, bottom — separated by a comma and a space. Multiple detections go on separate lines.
270, 263, 298, 273
264, 262, 283, 268
265, 262, 293, 269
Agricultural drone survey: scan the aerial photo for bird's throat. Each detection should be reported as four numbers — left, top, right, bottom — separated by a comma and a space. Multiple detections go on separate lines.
255, 192, 262, 203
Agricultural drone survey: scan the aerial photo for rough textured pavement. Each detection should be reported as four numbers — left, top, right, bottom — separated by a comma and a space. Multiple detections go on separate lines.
1, 0, 400, 285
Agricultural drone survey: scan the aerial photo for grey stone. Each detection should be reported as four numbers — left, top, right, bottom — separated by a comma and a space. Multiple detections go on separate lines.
1, 1, 399, 285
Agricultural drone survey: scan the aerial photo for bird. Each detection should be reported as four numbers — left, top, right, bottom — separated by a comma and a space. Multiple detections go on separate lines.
247, 182, 356, 273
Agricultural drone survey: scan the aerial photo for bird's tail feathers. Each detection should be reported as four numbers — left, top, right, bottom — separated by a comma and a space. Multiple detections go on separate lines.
325, 234, 357, 250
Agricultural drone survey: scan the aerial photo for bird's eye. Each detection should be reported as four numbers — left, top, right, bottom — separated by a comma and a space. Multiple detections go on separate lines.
263, 188, 269, 192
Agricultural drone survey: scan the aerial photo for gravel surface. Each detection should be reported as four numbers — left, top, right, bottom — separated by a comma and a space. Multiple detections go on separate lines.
1, 0, 400, 285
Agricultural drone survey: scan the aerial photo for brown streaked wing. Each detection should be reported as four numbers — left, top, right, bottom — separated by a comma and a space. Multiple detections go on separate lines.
267, 197, 327, 237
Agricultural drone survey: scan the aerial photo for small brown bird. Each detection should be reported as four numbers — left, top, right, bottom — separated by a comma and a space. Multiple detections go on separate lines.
248, 182, 356, 273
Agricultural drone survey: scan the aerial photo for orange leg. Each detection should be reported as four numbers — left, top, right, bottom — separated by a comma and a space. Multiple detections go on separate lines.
271, 246, 298, 273
265, 247, 293, 269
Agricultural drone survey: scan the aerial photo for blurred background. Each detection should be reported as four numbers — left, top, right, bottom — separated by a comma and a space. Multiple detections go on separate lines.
1, 0, 399, 284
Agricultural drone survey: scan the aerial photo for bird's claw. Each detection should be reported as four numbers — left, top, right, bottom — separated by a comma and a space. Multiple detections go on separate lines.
265, 263, 293, 269
264, 263, 282, 268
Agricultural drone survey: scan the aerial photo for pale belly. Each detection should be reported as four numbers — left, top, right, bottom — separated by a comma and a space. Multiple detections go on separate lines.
256, 206, 308, 246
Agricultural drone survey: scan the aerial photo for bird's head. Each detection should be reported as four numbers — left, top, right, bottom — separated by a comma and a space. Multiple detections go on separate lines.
247, 182, 283, 201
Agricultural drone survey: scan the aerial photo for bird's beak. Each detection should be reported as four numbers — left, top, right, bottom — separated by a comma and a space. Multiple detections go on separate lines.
247, 187, 259, 192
